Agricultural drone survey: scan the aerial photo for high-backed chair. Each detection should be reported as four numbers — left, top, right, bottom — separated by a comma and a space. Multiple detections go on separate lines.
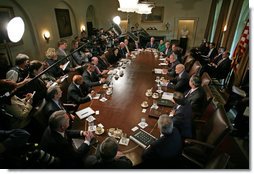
182, 106, 232, 167
188, 61, 202, 77
205, 153, 230, 169
183, 56, 195, 72
201, 72, 212, 86
31, 98, 47, 129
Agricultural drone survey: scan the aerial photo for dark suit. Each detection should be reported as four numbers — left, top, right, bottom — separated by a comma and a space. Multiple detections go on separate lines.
185, 87, 207, 116
85, 154, 132, 169
172, 102, 192, 138
211, 58, 232, 79
141, 128, 182, 168
43, 99, 63, 118
82, 70, 101, 87
167, 70, 189, 93
146, 42, 158, 49
40, 127, 90, 168
168, 60, 180, 77
207, 48, 218, 61
67, 82, 91, 105
119, 48, 127, 58
46, 59, 64, 78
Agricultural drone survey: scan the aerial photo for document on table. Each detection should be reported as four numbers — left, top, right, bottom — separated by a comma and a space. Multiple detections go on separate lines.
161, 92, 174, 100
76, 107, 95, 119
154, 68, 163, 74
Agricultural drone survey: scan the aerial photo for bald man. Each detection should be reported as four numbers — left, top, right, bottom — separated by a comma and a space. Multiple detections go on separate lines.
163, 64, 189, 93
67, 75, 95, 107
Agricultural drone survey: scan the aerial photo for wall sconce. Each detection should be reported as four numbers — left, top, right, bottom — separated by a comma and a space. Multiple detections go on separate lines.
80, 25, 86, 32
43, 31, 50, 42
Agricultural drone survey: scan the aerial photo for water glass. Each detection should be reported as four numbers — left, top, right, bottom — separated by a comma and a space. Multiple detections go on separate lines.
121, 133, 127, 144
141, 117, 146, 126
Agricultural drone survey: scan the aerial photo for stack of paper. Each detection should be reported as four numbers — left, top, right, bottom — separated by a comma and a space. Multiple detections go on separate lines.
161, 92, 174, 100
76, 107, 95, 119
154, 68, 163, 74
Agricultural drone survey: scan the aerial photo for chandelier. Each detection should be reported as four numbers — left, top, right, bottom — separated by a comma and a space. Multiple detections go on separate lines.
118, 0, 154, 14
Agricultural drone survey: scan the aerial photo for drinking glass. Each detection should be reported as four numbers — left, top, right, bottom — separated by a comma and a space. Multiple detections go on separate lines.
121, 133, 128, 144
141, 117, 146, 127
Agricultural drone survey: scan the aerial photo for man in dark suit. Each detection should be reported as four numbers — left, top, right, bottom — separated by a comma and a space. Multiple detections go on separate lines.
163, 53, 180, 77
170, 92, 192, 139
119, 42, 128, 58
141, 115, 182, 168
85, 137, 132, 169
40, 110, 94, 168
200, 42, 218, 64
163, 64, 189, 93
146, 37, 158, 49
185, 75, 207, 117
202, 51, 232, 80
82, 63, 107, 87
67, 75, 95, 107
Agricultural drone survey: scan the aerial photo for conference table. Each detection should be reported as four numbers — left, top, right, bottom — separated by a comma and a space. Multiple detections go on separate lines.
73, 50, 174, 166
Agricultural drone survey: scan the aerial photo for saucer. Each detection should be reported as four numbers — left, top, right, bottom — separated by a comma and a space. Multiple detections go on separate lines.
95, 128, 105, 135
152, 93, 159, 99
141, 103, 149, 108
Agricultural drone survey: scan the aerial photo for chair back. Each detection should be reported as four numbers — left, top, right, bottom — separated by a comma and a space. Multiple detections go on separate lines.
197, 106, 232, 146
32, 98, 47, 129
205, 153, 230, 169
201, 72, 212, 86
188, 61, 202, 77
184, 56, 195, 72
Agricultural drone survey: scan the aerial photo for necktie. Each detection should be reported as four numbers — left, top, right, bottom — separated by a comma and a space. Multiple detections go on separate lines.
185, 89, 192, 98
217, 58, 225, 66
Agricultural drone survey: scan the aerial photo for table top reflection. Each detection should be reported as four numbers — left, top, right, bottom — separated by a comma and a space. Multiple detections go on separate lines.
73, 50, 173, 165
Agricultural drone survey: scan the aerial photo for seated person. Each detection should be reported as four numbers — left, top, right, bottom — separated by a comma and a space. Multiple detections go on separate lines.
119, 42, 128, 58
141, 115, 182, 168
146, 37, 158, 49
82, 63, 107, 87
67, 75, 95, 107
200, 42, 218, 63
185, 75, 207, 117
107, 47, 121, 65
200, 51, 231, 79
70, 40, 88, 66
160, 41, 172, 57
40, 110, 94, 168
3, 90, 33, 129
85, 137, 132, 169
163, 53, 180, 77
91, 57, 109, 76
157, 39, 166, 53
162, 64, 189, 93
169, 92, 192, 139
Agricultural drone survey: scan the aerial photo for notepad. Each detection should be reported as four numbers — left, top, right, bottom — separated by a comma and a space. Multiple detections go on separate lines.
154, 68, 163, 74
161, 92, 174, 100
76, 107, 95, 119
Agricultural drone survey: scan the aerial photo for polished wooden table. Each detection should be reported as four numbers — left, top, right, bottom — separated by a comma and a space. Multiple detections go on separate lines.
73, 51, 173, 165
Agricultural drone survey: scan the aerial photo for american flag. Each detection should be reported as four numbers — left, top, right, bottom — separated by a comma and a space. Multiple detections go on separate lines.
231, 19, 249, 71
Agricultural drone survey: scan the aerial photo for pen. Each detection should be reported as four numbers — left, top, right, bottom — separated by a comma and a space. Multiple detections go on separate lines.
81, 112, 88, 116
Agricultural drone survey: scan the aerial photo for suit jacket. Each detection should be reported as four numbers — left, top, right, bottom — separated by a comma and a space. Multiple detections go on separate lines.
213, 58, 232, 79
146, 42, 158, 49
185, 87, 207, 115
43, 99, 63, 118
168, 60, 180, 77
40, 127, 90, 168
141, 128, 182, 168
207, 48, 218, 61
46, 59, 64, 78
82, 70, 101, 87
168, 70, 189, 93
67, 82, 91, 105
119, 48, 127, 58
85, 154, 132, 169
172, 102, 192, 138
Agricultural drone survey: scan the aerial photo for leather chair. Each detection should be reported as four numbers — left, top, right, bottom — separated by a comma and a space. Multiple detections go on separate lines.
205, 153, 230, 169
182, 106, 232, 167
31, 98, 47, 131
188, 61, 202, 77
201, 72, 212, 86
183, 56, 195, 72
